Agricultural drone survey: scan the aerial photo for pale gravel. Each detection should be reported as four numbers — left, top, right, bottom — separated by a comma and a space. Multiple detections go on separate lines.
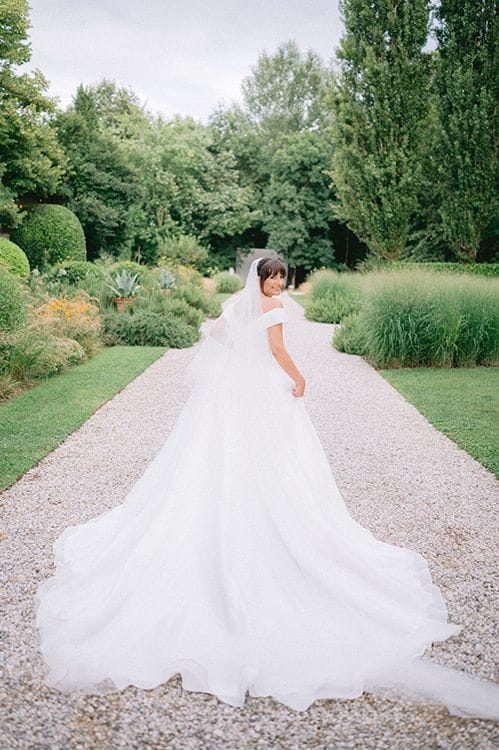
0, 293, 498, 750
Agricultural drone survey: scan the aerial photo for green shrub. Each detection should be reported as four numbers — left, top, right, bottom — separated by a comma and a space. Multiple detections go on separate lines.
391, 261, 499, 278
214, 271, 242, 293
305, 269, 360, 323
45, 260, 106, 286
306, 295, 357, 324
172, 265, 204, 287
205, 295, 223, 318
171, 282, 213, 314
356, 258, 499, 277
160, 235, 208, 270
0, 267, 27, 333
134, 289, 203, 329
0, 238, 30, 277
75, 276, 116, 311
102, 310, 199, 348
11, 204, 86, 270
333, 312, 369, 355
336, 270, 499, 367
106, 260, 144, 278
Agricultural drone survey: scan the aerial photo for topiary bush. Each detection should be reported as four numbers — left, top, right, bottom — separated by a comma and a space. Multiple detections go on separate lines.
0, 238, 30, 277
11, 204, 86, 270
0, 267, 27, 333
102, 310, 200, 348
214, 271, 243, 293
45, 260, 106, 286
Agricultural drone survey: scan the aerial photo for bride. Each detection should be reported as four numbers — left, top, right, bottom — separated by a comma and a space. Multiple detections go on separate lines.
35, 257, 498, 718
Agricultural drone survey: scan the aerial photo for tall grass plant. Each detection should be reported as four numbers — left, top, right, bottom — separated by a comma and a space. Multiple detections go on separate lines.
334, 269, 498, 368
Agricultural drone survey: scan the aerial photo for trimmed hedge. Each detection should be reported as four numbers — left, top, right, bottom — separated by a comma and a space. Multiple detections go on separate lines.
12, 204, 86, 270
0, 238, 30, 277
0, 267, 27, 333
357, 259, 499, 277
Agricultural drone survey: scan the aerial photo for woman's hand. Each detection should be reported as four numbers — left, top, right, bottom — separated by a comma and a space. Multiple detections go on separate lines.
292, 377, 305, 398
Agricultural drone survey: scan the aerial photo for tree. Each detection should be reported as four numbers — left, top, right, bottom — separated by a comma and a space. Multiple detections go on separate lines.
262, 132, 336, 279
126, 115, 254, 266
241, 40, 333, 144
0, 0, 65, 227
208, 41, 335, 263
55, 85, 139, 259
433, 0, 497, 260
330, 0, 431, 260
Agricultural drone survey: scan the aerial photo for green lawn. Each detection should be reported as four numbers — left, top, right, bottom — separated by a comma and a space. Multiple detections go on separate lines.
0, 346, 166, 491
379, 367, 499, 478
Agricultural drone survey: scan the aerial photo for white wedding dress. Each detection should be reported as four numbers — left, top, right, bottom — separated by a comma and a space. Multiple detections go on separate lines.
35, 260, 499, 718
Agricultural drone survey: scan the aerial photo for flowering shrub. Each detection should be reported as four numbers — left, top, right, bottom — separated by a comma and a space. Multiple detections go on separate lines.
34, 290, 101, 355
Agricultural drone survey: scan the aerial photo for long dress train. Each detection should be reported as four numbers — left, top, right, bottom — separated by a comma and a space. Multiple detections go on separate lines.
34, 278, 499, 718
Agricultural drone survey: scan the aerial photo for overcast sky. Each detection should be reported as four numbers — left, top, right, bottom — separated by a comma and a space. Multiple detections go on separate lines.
24, 0, 344, 121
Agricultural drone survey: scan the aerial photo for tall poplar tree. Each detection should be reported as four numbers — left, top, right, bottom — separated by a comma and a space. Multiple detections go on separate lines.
330, 0, 431, 259
434, 0, 497, 260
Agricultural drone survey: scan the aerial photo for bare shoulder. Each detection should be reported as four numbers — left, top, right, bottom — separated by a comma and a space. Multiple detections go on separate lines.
261, 295, 284, 313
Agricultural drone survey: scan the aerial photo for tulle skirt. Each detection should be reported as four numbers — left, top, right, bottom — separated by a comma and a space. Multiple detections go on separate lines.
34, 350, 499, 718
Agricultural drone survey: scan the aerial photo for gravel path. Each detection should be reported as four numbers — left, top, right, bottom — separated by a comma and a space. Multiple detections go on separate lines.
1, 294, 497, 750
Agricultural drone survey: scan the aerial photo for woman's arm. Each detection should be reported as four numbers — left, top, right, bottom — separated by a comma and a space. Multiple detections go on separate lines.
267, 323, 306, 397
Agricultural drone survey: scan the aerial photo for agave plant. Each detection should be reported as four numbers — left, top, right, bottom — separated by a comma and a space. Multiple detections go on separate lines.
107, 270, 141, 298
158, 268, 176, 290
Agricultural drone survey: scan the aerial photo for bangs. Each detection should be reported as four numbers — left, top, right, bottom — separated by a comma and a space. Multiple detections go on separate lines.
258, 257, 287, 281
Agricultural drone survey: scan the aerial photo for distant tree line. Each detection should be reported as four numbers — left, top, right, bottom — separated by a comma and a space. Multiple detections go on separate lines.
0, 0, 496, 279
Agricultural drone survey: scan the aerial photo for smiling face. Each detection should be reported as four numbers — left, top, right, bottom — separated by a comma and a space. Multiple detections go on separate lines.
262, 271, 285, 297
257, 257, 287, 296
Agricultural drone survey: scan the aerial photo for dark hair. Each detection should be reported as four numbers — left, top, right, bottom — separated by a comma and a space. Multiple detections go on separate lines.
256, 257, 287, 289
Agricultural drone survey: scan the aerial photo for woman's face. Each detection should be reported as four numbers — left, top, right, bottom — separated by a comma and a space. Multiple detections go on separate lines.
262, 272, 285, 296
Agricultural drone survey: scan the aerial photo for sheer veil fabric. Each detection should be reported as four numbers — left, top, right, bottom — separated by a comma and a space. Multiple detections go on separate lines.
35, 259, 499, 718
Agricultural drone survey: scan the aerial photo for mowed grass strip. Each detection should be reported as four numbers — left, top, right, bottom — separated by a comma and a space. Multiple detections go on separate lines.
0, 346, 167, 491
379, 367, 499, 478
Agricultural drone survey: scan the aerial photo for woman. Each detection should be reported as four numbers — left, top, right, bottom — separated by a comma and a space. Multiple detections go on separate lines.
35, 257, 498, 718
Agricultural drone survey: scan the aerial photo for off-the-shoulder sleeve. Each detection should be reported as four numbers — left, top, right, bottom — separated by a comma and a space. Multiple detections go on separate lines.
261, 307, 288, 328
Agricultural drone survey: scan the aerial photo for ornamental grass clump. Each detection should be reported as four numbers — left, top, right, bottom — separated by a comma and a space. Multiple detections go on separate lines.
334, 269, 499, 368
0, 279, 101, 397
305, 269, 361, 323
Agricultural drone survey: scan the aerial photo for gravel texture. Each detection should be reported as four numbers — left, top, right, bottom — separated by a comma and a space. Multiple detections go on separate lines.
1, 294, 498, 750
